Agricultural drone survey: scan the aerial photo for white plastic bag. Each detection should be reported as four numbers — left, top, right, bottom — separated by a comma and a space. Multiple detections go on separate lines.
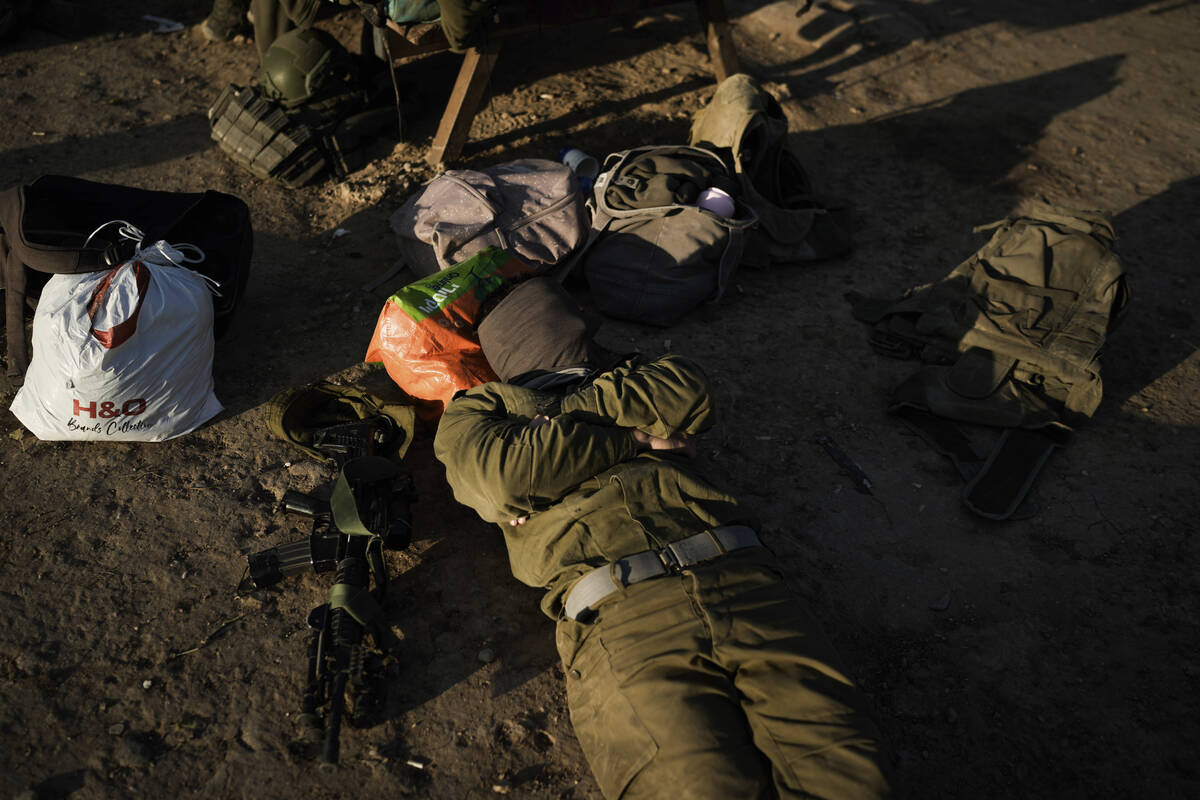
10, 237, 223, 441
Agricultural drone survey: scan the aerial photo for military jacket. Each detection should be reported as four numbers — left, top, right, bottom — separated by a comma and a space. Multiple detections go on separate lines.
434, 354, 752, 618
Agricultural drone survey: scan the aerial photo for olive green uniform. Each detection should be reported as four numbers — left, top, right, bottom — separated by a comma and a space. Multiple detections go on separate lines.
434, 354, 891, 799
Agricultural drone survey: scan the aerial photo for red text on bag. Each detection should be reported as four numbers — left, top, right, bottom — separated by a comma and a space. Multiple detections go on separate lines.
73, 398, 148, 418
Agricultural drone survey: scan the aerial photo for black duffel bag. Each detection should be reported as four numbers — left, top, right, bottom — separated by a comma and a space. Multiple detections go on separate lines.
0, 174, 253, 378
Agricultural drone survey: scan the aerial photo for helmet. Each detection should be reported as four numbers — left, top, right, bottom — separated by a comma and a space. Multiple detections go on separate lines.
260, 27, 347, 109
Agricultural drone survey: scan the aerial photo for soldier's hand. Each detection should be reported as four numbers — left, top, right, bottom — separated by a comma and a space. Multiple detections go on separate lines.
632, 429, 695, 456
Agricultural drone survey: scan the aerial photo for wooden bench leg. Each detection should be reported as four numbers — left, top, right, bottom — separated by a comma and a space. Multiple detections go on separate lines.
696, 0, 740, 83
426, 39, 502, 168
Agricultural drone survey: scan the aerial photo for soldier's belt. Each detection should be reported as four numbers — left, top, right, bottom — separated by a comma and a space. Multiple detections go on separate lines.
562, 525, 761, 621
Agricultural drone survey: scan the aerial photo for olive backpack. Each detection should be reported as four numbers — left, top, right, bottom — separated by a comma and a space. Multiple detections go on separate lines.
850, 200, 1131, 519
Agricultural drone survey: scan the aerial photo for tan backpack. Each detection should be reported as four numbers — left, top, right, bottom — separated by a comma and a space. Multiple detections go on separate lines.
690, 73, 851, 267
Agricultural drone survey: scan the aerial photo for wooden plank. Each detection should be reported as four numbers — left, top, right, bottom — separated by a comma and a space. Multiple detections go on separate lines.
384, 20, 451, 58
696, 0, 739, 82
387, 1, 740, 165
385, 19, 541, 59
426, 39, 503, 168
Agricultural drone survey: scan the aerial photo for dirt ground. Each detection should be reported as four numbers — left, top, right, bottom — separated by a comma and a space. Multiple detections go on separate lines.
1, 0, 1198, 797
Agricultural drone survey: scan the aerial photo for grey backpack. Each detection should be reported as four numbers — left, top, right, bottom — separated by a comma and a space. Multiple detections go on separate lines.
850, 200, 1131, 519
390, 158, 588, 277
573, 145, 758, 327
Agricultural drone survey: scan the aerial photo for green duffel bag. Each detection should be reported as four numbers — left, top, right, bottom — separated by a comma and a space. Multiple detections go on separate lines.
573, 145, 758, 327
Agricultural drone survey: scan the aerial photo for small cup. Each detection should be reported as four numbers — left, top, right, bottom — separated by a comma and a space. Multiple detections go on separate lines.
697, 186, 736, 218
560, 147, 599, 181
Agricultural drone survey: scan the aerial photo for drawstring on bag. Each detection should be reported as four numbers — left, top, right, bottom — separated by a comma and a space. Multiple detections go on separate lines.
83, 220, 221, 296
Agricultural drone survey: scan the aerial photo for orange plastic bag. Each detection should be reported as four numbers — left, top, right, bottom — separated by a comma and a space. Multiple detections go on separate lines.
365, 247, 536, 420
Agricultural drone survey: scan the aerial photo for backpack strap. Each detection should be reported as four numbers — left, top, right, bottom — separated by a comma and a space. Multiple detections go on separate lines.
3, 180, 134, 273
893, 406, 988, 481
963, 427, 1062, 520
548, 160, 621, 283
893, 407, 1051, 520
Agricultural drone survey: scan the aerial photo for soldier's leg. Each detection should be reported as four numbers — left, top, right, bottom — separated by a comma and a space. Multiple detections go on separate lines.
249, 0, 321, 60
698, 550, 892, 799
556, 576, 774, 800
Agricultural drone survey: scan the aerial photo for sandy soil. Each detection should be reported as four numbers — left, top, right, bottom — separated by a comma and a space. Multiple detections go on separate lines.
2, 1, 1198, 798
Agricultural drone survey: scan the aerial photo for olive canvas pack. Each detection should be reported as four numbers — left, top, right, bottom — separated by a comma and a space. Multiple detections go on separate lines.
690, 73, 851, 267
850, 201, 1131, 519
573, 145, 758, 327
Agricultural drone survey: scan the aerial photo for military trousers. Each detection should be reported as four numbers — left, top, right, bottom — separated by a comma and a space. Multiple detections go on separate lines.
555, 548, 891, 800
250, 0, 321, 60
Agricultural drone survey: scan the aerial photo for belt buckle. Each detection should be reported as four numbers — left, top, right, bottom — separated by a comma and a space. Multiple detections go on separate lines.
656, 545, 682, 574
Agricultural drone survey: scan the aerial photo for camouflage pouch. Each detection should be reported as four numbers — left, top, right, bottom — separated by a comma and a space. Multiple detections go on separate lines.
208, 40, 398, 191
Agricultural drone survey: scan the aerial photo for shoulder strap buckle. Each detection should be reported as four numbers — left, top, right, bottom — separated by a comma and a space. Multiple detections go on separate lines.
614, 174, 644, 191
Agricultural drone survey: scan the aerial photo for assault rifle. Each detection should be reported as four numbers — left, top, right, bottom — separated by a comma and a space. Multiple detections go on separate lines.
241, 456, 413, 769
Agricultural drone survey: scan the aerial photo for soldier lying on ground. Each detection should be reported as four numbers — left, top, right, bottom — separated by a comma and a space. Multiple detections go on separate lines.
433, 277, 893, 799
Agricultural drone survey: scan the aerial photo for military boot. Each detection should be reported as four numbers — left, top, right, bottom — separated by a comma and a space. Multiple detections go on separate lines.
200, 0, 251, 41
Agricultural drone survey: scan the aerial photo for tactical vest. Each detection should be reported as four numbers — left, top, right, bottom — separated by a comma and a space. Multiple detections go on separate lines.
208, 75, 397, 189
